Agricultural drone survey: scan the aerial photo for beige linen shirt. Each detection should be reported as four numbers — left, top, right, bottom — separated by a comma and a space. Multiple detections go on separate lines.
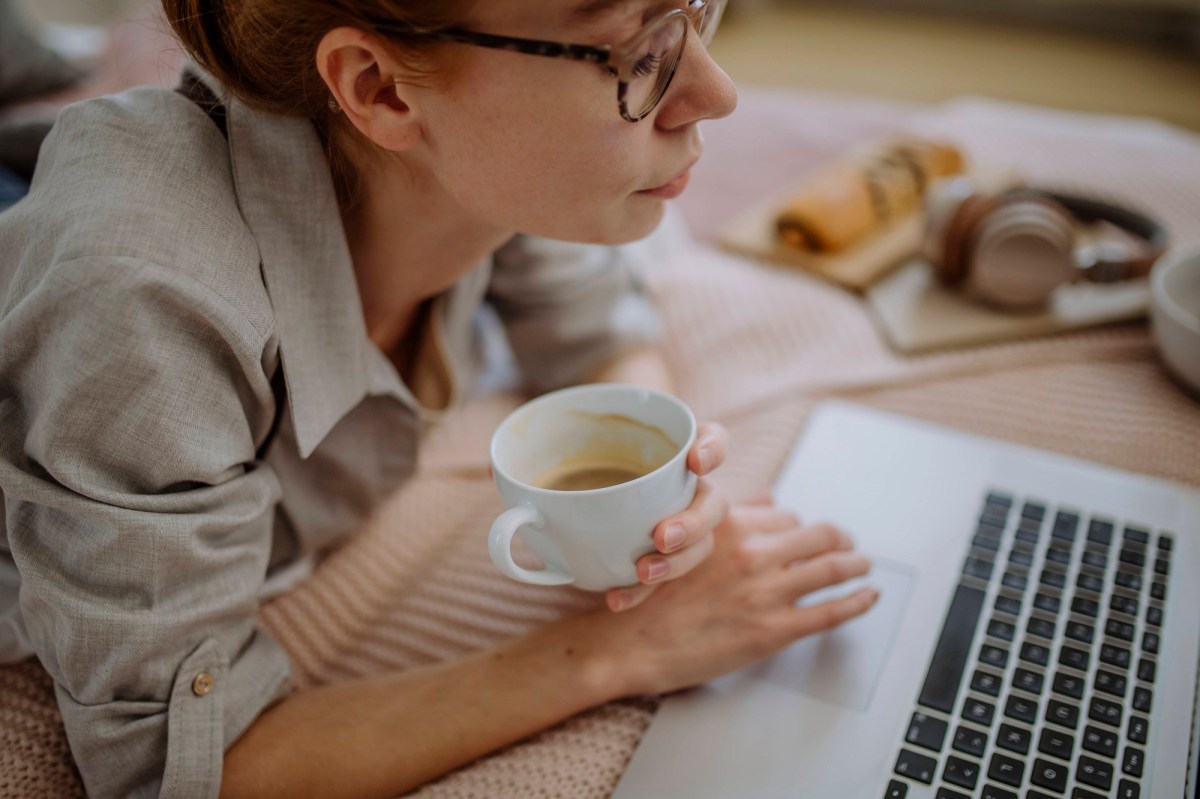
0, 70, 660, 798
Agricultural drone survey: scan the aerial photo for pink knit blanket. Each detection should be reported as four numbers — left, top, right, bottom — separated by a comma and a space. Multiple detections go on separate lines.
3, 89, 1199, 797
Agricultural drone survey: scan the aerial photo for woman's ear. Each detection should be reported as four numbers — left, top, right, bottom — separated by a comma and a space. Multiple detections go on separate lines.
316, 27, 422, 152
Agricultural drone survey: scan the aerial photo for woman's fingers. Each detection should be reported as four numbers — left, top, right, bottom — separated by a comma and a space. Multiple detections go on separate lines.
775, 549, 872, 600
639, 528, 716, 584
686, 422, 729, 476
773, 522, 854, 565
786, 586, 880, 637
653, 479, 730, 554
606, 582, 660, 612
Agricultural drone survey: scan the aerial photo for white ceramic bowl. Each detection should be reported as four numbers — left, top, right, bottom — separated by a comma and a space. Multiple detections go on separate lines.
1150, 248, 1200, 396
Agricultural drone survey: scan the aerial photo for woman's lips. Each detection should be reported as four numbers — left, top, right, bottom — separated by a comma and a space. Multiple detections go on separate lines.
637, 166, 693, 200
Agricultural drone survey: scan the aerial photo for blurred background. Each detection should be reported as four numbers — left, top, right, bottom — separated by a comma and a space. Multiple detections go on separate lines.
10, 0, 1200, 131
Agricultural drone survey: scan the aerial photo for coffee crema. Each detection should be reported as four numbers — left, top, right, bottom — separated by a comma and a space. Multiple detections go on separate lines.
533, 462, 647, 492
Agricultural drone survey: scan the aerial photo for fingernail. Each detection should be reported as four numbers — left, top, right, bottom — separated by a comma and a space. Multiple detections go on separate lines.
609, 591, 628, 612
663, 523, 685, 553
645, 558, 669, 583
698, 445, 713, 473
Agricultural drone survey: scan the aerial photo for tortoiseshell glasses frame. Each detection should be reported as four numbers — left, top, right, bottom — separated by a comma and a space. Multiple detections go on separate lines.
369, 0, 726, 122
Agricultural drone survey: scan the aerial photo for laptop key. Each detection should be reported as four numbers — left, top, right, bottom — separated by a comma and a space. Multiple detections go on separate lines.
1145, 605, 1162, 627
1033, 592, 1061, 614
1076, 572, 1104, 594
1094, 669, 1127, 698
884, 778, 907, 798
942, 756, 980, 790
1123, 525, 1149, 544
1046, 546, 1071, 565
1076, 754, 1114, 790
986, 619, 1015, 642
1110, 594, 1139, 617
935, 788, 969, 799
962, 698, 995, 726
996, 723, 1030, 755
905, 712, 948, 752
1154, 557, 1170, 576
1122, 745, 1145, 777
918, 584, 986, 713
1001, 571, 1028, 591
1118, 548, 1146, 568
980, 785, 1017, 799
1037, 727, 1074, 760
1004, 695, 1037, 724
1086, 518, 1113, 545
1020, 643, 1049, 667
979, 645, 1008, 669
1072, 789, 1106, 799
1150, 581, 1165, 600
1059, 645, 1090, 672
1089, 696, 1123, 728
1132, 687, 1152, 713
971, 669, 1001, 697
1127, 716, 1148, 744
1115, 570, 1142, 591
1021, 501, 1045, 521
1013, 667, 1044, 695
894, 749, 936, 784
1031, 757, 1068, 792
994, 594, 1022, 616
1052, 511, 1079, 541
1071, 596, 1100, 617
1008, 549, 1033, 567
1117, 778, 1141, 798
1027, 617, 1056, 640
1065, 621, 1094, 645
986, 752, 1025, 787
1046, 699, 1080, 729
1105, 619, 1135, 641
1100, 643, 1131, 669
1039, 569, 1066, 590
963, 557, 994, 581
1136, 658, 1156, 683
951, 725, 987, 757
1081, 549, 1108, 570
1142, 632, 1159, 655
1082, 724, 1118, 757
1053, 671, 1084, 699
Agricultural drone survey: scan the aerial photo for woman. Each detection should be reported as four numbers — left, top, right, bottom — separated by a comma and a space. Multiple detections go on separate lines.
0, 0, 878, 796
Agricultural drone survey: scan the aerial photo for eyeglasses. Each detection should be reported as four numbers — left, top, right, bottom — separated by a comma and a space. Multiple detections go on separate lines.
369, 0, 726, 123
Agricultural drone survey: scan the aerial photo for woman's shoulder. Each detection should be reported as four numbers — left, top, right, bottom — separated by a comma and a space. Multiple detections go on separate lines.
3, 85, 272, 338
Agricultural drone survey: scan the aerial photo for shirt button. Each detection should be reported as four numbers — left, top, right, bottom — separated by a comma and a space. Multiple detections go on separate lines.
192, 672, 215, 697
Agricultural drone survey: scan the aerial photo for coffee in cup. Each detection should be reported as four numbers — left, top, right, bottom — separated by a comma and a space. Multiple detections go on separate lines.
488, 384, 697, 591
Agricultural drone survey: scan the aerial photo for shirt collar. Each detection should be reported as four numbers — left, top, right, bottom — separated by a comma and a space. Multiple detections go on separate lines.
207, 72, 372, 458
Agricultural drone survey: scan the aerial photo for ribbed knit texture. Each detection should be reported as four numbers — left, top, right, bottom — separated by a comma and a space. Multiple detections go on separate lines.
3, 91, 1198, 798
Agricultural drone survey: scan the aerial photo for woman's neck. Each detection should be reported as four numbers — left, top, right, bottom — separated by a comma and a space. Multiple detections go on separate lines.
337, 143, 513, 356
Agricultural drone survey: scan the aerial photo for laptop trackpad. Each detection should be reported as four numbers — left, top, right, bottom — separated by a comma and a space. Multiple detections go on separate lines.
742, 558, 915, 712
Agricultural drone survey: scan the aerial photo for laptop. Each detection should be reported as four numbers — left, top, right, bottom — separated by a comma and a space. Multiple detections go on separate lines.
613, 400, 1200, 799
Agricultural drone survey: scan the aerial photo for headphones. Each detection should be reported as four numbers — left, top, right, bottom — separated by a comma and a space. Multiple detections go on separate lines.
923, 177, 1169, 309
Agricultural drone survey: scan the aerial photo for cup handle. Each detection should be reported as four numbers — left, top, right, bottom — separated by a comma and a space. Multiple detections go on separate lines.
488, 504, 574, 586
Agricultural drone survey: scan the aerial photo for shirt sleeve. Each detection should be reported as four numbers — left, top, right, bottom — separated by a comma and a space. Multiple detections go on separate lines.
486, 235, 663, 392
0, 253, 289, 799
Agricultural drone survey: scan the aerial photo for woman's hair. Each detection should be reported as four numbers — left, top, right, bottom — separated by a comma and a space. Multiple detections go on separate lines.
162, 0, 472, 119
161, 0, 473, 205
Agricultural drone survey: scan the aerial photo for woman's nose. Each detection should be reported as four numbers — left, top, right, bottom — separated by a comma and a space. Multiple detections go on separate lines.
653, 30, 738, 131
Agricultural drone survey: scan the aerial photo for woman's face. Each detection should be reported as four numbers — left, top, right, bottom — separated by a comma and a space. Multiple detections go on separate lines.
406, 0, 738, 244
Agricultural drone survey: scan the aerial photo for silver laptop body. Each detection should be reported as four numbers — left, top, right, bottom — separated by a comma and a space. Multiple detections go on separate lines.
614, 400, 1200, 799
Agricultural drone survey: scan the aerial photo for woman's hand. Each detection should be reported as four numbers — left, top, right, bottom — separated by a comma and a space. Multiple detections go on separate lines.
606, 421, 731, 612
591, 501, 879, 697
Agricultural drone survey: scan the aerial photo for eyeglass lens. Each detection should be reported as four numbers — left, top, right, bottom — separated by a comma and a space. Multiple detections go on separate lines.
624, 1, 723, 120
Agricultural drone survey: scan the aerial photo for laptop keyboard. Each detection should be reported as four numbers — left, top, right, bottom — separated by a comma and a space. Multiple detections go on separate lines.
886, 491, 1174, 799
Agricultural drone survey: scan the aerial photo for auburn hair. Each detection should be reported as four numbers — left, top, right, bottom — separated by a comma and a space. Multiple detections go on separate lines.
161, 1, 473, 204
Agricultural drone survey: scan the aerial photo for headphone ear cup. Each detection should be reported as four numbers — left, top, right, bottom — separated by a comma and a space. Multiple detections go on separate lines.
922, 177, 978, 283
965, 197, 1080, 309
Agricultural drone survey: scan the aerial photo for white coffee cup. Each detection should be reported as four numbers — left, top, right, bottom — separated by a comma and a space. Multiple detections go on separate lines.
488, 384, 698, 591
1150, 247, 1200, 397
